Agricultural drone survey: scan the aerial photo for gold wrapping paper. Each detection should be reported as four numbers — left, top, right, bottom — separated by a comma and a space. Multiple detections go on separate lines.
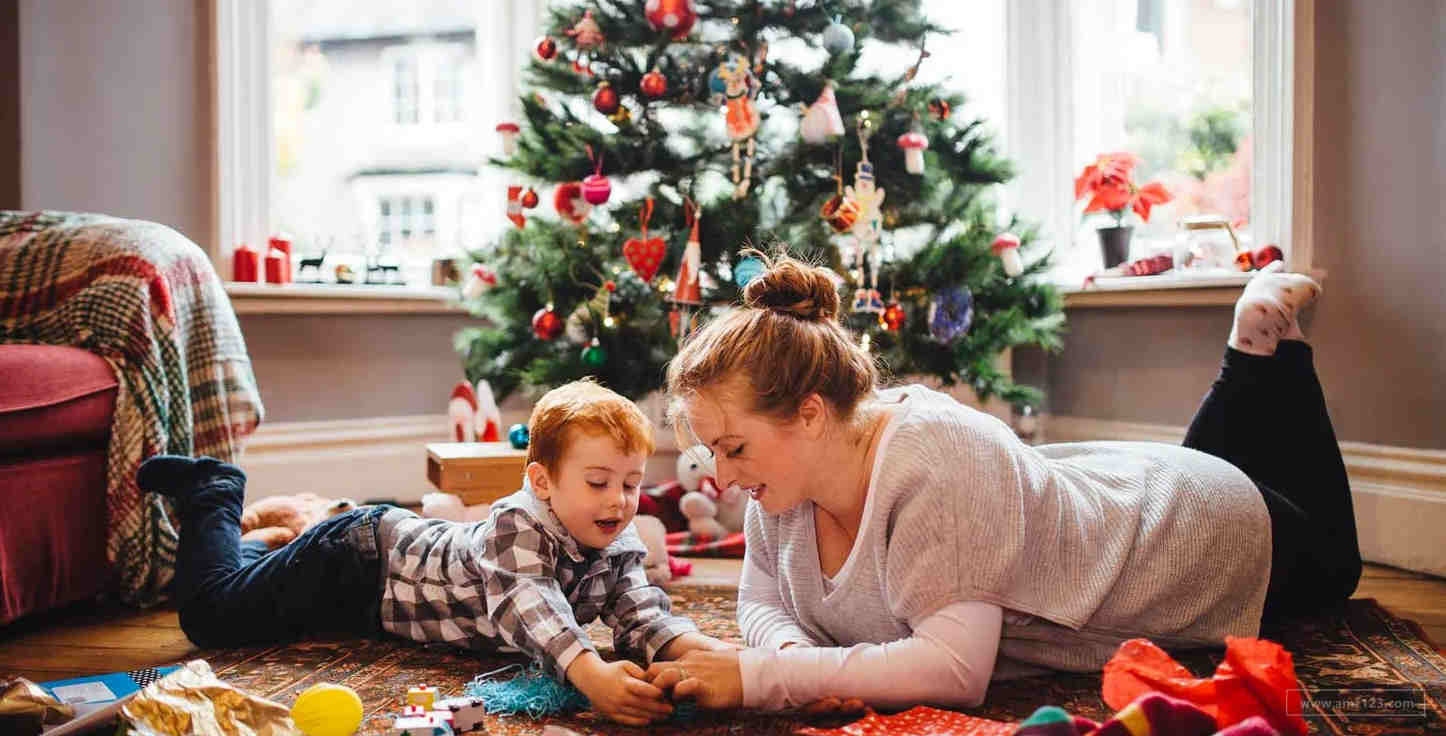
0, 677, 77, 736
121, 660, 302, 736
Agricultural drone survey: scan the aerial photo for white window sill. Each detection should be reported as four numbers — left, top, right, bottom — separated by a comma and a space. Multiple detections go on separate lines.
225, 282, 464, 315
1057, 268, 1327, 309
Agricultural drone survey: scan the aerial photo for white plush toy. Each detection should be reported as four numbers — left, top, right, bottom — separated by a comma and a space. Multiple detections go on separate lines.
421, 492, 491, 522
632, 515, 672, 587
676, 444, 747, 538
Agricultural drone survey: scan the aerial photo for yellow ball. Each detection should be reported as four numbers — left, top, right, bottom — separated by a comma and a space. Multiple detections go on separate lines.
290, 683, 363, 736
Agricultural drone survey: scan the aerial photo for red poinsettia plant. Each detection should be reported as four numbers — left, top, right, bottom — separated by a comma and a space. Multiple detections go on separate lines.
1075, 152, 1173, 226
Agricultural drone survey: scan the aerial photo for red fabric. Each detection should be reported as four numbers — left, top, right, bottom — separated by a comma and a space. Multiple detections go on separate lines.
666, 530, 746, 558
797, 706, 1015, 735
1102, 637, 1308, 735
0, 452, 111, 625
0, 345, 117, 454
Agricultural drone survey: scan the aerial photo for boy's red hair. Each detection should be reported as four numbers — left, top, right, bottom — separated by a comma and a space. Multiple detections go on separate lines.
527, 379, 654, 472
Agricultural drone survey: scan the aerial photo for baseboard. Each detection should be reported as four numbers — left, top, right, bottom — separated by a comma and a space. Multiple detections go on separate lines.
1046, 415, 1446, 578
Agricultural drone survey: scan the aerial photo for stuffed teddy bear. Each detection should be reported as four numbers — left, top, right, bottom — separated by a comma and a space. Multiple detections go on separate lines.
676, 445, 747, 538
420, 492, 491, 522
239, 493, 359, 549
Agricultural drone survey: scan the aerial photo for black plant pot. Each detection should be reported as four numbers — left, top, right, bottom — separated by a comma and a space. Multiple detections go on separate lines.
1097, 225, 1134, 268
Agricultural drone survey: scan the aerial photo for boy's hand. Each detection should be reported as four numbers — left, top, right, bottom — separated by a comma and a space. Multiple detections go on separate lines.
566, 653, 674, 726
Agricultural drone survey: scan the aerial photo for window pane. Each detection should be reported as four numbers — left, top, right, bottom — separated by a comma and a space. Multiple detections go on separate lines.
270, 1, 483, 284
1075, 0, 1253, 259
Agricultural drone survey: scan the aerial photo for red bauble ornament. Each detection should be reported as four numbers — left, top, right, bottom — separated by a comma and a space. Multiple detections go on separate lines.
644, 0, 698, 40
640, 69, 668, 99
881, 301, 907, 331
1252, 244, 1284, 269
534, 36, 558, 62
581, 174, 611, 205
531, 307, 564, 340
593, 82, 620, 115
520, 187, 539, 209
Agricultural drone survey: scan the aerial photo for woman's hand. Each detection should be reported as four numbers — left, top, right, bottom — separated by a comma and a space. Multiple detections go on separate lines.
800, 696, 867, 714
645, 649, 744, 709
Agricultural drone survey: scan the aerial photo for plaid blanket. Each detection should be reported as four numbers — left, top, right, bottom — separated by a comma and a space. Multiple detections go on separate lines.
0, 211, 263, 605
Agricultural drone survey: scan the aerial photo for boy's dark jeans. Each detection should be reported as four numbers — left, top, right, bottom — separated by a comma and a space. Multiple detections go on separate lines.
171, 463, 387, 648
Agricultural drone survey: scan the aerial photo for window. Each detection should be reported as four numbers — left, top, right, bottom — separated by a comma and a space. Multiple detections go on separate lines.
217, 0, 543, 287
910, 0, 1293, 289
392, 56, 419, 125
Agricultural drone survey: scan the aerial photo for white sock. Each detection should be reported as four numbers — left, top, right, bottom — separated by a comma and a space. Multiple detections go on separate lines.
1228, 264, 1322, 356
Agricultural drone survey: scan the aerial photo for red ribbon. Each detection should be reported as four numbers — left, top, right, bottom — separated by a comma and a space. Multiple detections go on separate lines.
585, 144, 604, 175
683, 196, 698, 228
639, 197, 654, 239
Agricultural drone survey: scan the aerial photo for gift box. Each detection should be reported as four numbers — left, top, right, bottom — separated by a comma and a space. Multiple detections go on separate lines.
426, 442, 528, 506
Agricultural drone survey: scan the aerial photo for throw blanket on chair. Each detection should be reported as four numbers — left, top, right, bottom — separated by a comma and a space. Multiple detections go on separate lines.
0, 211, 264, 605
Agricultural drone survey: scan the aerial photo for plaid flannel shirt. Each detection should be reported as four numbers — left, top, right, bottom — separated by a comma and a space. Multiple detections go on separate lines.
377, 488, 697, 681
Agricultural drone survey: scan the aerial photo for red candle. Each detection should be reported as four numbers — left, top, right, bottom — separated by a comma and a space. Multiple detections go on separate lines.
232, 243, 259, 282
268, 235, 293, 283
264, 248, 288, 284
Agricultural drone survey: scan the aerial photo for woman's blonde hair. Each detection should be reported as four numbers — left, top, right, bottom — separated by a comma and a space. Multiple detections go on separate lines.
665, 250, 879, 434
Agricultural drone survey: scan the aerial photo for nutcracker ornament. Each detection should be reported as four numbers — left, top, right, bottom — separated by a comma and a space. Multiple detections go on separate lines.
715, 54, 761, 199
506, 185, 527, 228
668, 198, 704, 339
567, 10, 605, 73
845, 118, 887, 314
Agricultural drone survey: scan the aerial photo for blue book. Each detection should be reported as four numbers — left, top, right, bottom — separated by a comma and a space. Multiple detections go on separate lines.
39, 666, 181, 735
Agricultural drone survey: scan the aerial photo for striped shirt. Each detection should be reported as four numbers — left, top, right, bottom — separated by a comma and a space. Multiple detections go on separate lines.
377, 488, 697, 681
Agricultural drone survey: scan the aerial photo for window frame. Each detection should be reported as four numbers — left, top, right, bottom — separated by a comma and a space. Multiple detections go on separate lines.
1003, 0, 1317, 302
213, 0, 542, 300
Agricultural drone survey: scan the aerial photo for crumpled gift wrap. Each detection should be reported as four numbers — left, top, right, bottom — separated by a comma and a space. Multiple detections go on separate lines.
0, 677, 76, 736
121, 660, 302, 736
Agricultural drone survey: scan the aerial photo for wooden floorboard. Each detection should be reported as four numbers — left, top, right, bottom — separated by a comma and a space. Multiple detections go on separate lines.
1, 562, 1440, 684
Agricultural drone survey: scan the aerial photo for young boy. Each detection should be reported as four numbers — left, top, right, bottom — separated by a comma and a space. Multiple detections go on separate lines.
138, 379, 729, 726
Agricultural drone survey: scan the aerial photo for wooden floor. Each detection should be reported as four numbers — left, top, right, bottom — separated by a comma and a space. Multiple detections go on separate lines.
1, 561, 1440, 684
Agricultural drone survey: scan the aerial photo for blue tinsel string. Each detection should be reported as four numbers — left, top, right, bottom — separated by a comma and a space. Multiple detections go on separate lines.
463, 664, 698, 722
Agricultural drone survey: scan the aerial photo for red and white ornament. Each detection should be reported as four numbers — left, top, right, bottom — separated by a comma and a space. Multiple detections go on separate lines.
897, 130, 929, 174
461, 263, 497, 299
592, 81, 620, 115
531, 307, 565, 340
495, 122, 520, 156
534, 36, 558, 62
800, 81, 844, 144
640, 68, 668, 98
991, 233, 1023, 277
506, 186, 526, 229
553, 182, 592, 224
670, 198, 703, 307
645, 0, 698, 40
623, 197, 665, 282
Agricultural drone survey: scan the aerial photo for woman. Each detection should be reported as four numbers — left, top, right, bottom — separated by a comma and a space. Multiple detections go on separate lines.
645, 252, 1360, 712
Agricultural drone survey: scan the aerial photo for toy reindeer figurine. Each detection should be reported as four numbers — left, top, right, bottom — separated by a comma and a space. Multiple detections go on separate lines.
716, 54, 760, 198
845, 119, 887, 313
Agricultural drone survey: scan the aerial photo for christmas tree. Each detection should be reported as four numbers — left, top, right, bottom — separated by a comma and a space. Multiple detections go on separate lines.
456, 0, 1065, 409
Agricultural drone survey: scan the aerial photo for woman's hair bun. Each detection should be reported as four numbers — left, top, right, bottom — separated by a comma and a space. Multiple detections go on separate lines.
741, 251, 839, 322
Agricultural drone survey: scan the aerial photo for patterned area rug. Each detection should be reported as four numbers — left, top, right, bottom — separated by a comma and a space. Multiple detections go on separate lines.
197, 587, 1446, 735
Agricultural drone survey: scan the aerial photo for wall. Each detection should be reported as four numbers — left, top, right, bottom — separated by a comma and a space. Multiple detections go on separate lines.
0, 1, 19, 209
1018, 0, 1446, 452
16, 0, 212, 246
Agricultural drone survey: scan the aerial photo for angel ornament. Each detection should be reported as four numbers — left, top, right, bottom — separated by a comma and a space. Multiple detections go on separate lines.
845, 141, 887, 313
716, 54, 761, 199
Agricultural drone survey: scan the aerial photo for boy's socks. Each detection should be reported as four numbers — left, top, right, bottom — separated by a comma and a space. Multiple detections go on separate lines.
137, 455, 246, 513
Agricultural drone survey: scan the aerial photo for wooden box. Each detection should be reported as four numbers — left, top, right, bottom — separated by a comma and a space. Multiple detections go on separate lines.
425, 442, 528, 505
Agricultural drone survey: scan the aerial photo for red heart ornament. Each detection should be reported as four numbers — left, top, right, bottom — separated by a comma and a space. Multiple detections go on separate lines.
623, 236, 665, 283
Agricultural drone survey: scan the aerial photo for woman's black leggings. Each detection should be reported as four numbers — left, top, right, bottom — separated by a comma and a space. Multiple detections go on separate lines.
1181, 341, 1362, 621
